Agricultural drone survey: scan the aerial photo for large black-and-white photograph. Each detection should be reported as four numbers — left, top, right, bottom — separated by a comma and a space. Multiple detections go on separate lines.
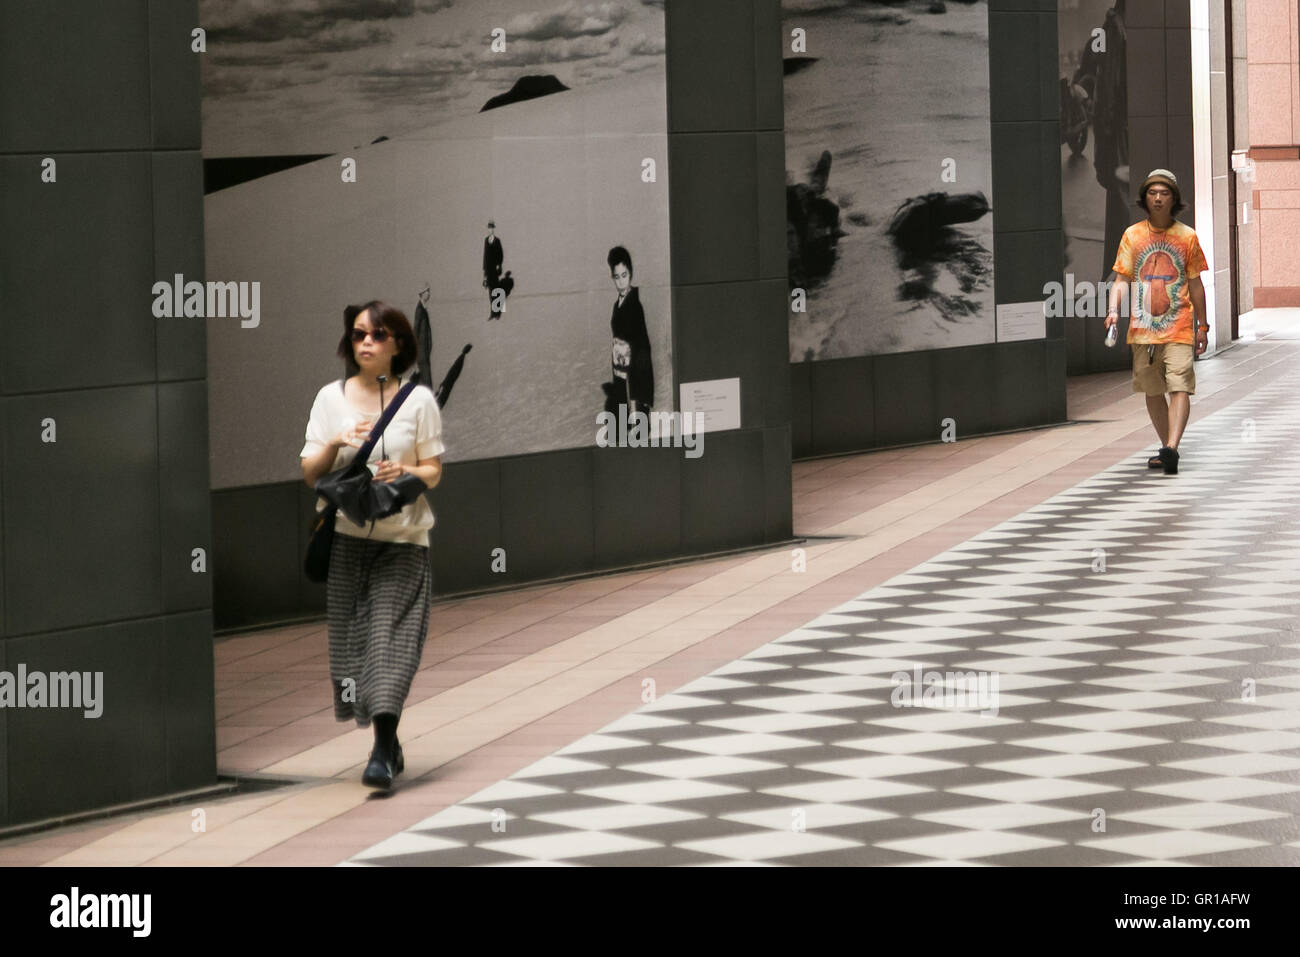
1058, 0, 1130, 287
782, 0, 995, 362
200, 0, 672, 486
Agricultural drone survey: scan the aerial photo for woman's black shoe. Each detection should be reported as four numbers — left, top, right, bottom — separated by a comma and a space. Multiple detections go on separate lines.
393, 740, 404, 777
362, 749, 394, 789
1147, 452, 1163, 469
1158, 445, 1180, 475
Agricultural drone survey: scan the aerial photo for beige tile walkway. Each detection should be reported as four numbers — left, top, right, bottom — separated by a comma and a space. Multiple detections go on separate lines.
2, 330, 1295, 866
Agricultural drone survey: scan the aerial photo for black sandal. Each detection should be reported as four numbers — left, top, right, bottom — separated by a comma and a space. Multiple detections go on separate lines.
1147, 453, 1163, 468
1158, 445, 1179, 475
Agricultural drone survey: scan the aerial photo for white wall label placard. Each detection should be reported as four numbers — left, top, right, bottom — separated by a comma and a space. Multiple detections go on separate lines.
996, 301, 1045, 342
679, 378, 741, 435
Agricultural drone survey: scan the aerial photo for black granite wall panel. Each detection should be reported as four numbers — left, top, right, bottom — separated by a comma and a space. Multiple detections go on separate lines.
0, 153, 157, 394
159, 380, 212, 613
5, 619, 167, 823
593, 446, 683, 568
934, 346, 997, 440
3, 387, 162, 635
809, 359, 875, 455
163, 610, 216, 790
680, 430, 767, 552
499, 450, 596, 583
154, 151, 208, 382
211, 484, 300, 632
0, 0, 152, 153
0, 0, 217, 829
426, 461, 502, 597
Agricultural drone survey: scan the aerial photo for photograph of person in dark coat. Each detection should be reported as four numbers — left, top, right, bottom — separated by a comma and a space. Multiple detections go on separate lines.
604, 245, 654, 416
482, 220, 505, 319
1071, 0, 1129, 283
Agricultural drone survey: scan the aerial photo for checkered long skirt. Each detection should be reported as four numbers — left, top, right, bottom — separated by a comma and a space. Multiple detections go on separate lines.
326, 532, 433, 727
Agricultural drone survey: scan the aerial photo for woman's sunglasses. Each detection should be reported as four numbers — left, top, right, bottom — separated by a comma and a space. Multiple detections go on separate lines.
350, 326, 390, 343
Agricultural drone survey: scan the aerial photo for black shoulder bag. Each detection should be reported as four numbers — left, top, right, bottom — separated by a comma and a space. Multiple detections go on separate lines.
304, 379, 427, 582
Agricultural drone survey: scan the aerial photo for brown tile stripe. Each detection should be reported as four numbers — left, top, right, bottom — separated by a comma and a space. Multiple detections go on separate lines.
1247, 147, 1300, 161
1255, 288, 1300, 308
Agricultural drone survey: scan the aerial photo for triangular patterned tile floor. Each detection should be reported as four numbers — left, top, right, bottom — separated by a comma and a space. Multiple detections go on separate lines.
349, 373, 1300, 866
8, 313, 1300, 867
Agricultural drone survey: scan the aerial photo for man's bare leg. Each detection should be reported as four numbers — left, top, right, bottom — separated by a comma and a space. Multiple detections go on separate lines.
1145, 394, 1170, 446
1166, 392, 1191, 449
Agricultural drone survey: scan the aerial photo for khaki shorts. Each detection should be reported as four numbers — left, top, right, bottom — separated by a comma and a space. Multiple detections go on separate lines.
1132, 342, 1195, 396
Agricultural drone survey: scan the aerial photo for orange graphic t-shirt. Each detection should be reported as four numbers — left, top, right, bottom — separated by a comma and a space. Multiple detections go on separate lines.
1112, 219, 1207, 345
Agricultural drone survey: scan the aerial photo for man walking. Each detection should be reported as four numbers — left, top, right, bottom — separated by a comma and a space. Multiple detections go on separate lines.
1105, 169, 1209, 475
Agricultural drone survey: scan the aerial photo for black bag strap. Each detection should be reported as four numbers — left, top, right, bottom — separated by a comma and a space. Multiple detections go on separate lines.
354, 379, 418, 465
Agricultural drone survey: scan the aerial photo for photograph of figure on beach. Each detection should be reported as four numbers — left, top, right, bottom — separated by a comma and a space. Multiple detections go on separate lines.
782, 0, 996, 361
200, 0, 673, 486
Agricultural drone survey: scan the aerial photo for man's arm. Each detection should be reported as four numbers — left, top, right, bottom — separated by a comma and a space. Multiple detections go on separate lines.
1105, 275, 1128, 328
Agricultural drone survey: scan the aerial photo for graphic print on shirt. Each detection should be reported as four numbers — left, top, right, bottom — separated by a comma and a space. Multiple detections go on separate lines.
1132, 238, 1185, 335
1114, 221, 1206, 345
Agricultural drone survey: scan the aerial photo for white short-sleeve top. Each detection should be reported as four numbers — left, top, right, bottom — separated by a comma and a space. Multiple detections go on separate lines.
300, 376, 446, 547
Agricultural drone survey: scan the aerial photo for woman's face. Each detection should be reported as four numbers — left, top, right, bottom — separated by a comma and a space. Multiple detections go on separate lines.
352, 309, 396, 372
611, 263, 631, 296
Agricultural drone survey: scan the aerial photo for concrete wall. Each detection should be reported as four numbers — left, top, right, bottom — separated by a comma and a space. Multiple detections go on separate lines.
0, 0, 216, 829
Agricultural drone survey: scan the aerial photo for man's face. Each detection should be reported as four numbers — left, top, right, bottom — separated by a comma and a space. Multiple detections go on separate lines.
1146, 185, 1172, 215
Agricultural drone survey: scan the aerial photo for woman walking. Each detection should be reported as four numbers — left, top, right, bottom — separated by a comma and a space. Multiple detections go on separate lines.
300, 301, 445, 788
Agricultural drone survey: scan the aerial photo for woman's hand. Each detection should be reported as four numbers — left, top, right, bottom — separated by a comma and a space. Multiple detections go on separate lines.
333, 419, 372, 450
373, 459, 406, 483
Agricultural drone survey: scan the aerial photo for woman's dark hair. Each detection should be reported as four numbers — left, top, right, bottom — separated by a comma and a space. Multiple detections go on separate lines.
335, 300, 417, 378
607, 245, 633, 278
1137, 183, 1186, 216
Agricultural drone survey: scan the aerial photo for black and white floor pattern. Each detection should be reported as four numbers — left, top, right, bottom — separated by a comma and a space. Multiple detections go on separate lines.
349, 381, 1300, 865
